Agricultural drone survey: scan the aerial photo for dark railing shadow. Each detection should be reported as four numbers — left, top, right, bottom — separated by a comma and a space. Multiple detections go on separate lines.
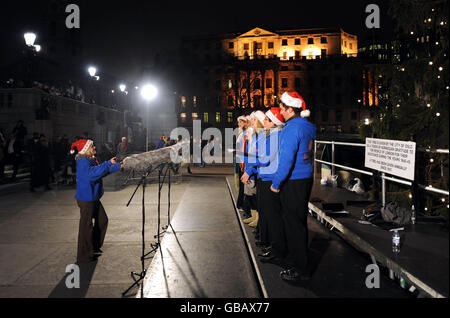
48, 260, 97, 298
168, 225, 207, 297
307, 232, 332, 278
159, 246, 171, 298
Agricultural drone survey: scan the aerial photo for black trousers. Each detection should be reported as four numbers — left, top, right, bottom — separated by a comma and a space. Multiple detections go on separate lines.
280, 178, 313, 272
76, 200, 108, 262
259, 179, 286, 257
237, 168, 245, 209
255, 178, 269, 244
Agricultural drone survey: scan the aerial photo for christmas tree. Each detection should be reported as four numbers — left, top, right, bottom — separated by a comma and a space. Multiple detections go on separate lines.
361, 0, 449, 217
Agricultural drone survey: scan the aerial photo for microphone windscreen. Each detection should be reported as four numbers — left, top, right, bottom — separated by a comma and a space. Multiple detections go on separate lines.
122, 141, 188, 172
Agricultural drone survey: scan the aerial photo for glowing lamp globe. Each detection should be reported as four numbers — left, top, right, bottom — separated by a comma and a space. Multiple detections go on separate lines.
141, 84, 157, 101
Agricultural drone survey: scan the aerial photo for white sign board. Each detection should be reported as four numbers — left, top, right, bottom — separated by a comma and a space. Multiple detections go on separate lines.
365, 138, 416, 181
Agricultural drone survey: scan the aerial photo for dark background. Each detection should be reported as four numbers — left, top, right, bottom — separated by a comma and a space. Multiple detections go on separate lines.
0, 0, 394, 82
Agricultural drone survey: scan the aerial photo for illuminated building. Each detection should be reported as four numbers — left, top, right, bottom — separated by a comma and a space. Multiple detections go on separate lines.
173, 27, 373, 135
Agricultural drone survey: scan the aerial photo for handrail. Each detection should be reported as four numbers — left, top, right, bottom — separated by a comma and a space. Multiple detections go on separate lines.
418, 148, 450, 154
315, 159, 373, 176
314, 140, 449, 198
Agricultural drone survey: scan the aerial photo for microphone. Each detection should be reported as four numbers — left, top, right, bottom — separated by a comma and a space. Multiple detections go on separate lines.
122, 141, 188, 173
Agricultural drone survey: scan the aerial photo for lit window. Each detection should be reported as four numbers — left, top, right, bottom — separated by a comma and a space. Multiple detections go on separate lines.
192, 113, 198, 119
227, 112, 233, 123
193, 96, 197, 107
204, 112, 209, 123
180, 113, 187, 118
216, 112, 221, 123
181, 96, 186, 107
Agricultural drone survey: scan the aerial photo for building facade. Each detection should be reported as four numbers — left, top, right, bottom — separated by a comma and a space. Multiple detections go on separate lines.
174, 27, 374, 135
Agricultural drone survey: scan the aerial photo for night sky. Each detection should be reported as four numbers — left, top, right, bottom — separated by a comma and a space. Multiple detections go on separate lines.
1, 0, 393, 82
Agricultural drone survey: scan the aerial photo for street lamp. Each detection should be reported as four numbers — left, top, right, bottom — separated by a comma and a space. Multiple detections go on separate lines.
88, 66, 97, 77
141, 84, 158, 152
24, 32, 36, 47
87, 66, 98, 104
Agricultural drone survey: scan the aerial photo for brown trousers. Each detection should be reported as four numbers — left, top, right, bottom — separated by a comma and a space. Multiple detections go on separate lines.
76, 200, 108, 262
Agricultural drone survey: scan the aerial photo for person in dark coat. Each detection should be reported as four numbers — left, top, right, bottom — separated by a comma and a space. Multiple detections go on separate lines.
0, 128, 6, 179
5, 133, 22, 180
30, 136, 52, 191
53, 136, 65, 173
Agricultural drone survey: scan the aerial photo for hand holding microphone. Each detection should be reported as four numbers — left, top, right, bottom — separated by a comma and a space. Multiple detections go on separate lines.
110, 157, 124, 169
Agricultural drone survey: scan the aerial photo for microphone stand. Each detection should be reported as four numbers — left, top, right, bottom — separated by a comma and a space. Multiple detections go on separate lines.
122, 167, 159, 298
150, 164, 172, 243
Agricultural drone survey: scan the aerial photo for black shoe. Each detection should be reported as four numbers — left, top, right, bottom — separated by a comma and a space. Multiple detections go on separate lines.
280, 269, 310, 282
258, 251, 284, 265
258, 250, 273, 258
93, 249, 103, 255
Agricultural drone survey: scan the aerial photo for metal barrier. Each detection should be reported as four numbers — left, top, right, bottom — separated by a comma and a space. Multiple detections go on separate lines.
314, 140, 449, 209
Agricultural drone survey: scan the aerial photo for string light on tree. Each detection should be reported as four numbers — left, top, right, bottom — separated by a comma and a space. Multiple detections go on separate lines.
436, 112, 441, 117
429, 61, 433, 65
427, 103, 431, 108
439, 67, 443, 71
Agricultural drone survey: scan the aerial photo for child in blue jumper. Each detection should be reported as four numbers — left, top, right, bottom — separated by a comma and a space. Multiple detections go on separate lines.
71, 139, 122, 263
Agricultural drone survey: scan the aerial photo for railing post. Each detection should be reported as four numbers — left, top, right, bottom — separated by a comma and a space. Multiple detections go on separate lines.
331, 141, 336, 176
314, 141, 317, 179
382, 172, 386, 207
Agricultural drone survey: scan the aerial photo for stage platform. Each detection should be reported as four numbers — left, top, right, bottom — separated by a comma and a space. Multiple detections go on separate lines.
306, 182, 449, 298
139, 174, 260, 298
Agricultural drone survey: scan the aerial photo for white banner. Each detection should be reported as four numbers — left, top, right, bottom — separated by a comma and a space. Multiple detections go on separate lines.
365, 138, 416, 181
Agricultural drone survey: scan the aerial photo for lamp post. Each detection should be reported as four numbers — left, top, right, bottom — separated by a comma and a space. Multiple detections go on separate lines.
87, 66, 98, 104
141, 84, 158, 152
24, 32, 39, 87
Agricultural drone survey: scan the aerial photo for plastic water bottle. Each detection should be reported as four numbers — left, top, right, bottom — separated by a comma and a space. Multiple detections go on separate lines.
411, 205, 416, 225
392, 230, 400, 254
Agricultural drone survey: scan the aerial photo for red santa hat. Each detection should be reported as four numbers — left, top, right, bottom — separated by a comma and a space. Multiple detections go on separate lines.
265, 107, 285, 126
280, 91, 310, 118
70, 139, 93, 155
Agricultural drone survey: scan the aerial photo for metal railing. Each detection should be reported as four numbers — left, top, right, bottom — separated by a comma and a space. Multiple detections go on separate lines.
314, 140, 449, 208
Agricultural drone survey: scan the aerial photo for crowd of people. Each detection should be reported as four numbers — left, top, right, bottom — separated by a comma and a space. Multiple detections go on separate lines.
2, 78, 86, 102
235, 91, 316, 284
0, 120, 131, 191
